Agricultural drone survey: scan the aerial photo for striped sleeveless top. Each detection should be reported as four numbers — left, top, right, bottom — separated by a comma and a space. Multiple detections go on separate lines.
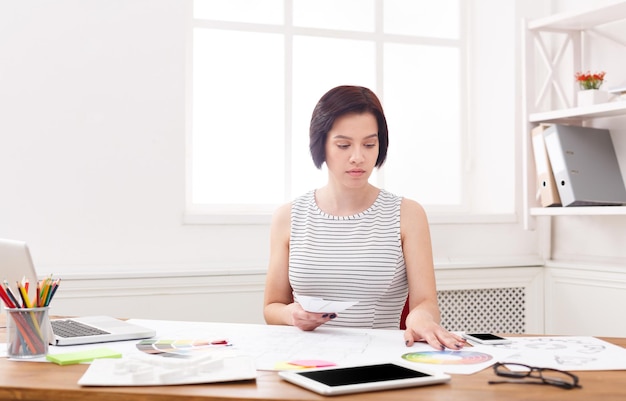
289, 189, 408, 329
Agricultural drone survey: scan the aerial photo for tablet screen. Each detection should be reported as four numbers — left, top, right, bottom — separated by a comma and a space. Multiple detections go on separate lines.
296, 363, 430, 386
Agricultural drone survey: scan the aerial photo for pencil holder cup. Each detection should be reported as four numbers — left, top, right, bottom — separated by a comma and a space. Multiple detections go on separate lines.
6, 307, 50, 359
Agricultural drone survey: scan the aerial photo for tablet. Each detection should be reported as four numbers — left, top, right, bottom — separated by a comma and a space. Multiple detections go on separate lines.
278, 362, 450, 396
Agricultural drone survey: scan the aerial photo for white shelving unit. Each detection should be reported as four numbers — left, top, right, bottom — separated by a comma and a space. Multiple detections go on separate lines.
529, 101, 626, 124
527, 1, 626, 31
522, 1, 626, 223
523, 3, 626, 338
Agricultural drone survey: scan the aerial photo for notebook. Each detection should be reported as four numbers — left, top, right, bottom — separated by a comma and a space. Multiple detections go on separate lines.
0, 238, 156, 346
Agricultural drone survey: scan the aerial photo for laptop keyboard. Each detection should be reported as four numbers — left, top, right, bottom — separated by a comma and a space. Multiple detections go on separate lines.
51, 319, 110, 338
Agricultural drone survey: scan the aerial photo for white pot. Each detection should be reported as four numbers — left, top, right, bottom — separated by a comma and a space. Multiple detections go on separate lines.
577, 89, 608, 107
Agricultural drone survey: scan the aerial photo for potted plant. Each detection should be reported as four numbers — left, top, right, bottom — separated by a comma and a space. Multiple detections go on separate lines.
575, 70, 607, 106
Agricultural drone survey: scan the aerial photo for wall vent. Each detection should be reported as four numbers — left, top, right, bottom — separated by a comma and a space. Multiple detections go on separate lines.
438, 287, 526, 334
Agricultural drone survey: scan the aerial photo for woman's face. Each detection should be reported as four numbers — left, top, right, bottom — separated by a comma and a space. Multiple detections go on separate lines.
324, 112, 379, 188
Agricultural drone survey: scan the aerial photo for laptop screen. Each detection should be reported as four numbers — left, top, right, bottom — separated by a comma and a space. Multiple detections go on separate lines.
0, 238, 40, 303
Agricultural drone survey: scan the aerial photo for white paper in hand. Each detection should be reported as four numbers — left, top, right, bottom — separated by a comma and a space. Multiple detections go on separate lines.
294, 294, 358, 313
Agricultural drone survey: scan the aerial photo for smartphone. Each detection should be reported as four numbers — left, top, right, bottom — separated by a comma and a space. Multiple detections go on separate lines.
462, 333, 512, 345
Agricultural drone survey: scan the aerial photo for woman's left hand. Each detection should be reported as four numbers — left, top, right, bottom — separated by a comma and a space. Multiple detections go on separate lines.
403, 311, 466, 350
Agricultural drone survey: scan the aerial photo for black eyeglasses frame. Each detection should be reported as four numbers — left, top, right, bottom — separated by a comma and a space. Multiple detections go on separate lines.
488, 362, 582, 390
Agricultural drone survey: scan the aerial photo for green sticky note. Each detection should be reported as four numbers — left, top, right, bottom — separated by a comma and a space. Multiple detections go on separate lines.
46, 347, 122, 365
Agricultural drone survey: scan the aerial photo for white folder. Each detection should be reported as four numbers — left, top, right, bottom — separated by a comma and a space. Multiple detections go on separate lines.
530, 124, 561, 207
543, 124, 626, 207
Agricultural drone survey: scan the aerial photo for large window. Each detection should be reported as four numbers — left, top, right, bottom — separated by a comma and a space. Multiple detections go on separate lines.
188, 0, 465, 219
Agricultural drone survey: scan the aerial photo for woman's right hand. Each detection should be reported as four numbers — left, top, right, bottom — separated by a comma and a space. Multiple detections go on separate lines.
290, 303, 336, 331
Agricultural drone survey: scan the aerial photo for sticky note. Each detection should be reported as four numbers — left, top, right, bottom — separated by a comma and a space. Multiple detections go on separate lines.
274, 361, 307, 370
288, 359, 336, 368
46, 347, 122, 365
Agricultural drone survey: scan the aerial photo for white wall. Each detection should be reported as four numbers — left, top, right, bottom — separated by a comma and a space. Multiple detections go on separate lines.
0, 0, 268, 274
0, 0, 548, 321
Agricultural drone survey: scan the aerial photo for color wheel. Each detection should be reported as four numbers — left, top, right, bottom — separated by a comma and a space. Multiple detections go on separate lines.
136, 339, 230, 358
402, 351, 492, 365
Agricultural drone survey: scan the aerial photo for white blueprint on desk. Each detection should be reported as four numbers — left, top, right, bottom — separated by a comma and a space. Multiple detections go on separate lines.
119, 319, 510, 375
482, 336, 626, 371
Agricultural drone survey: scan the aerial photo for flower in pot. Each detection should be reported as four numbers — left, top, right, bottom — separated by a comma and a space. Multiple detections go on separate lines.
575, 71, 606, 90
575, 71, 608, 106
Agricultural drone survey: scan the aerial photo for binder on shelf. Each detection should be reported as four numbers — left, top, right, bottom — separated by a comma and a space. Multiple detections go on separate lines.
543, 124, 626, 207
530, 124, 561, 207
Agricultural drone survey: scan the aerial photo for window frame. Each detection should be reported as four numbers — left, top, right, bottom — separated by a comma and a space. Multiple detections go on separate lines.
184, 1, 513, 225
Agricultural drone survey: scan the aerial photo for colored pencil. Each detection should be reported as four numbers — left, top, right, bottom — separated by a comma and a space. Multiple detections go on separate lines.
0, 286, 16, 308
17, 282, 33, 309
2, 281, 22, 308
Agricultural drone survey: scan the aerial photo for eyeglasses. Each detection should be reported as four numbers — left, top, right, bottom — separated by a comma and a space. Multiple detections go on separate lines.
488, 362, 582, 390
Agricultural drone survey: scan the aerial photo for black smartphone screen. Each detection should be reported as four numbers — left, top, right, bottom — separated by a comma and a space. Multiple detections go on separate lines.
468, 333, 505, 341
296, 363, 430, 387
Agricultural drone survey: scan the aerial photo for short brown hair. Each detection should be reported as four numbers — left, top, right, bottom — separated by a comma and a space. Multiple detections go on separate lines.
309, 85, 389, 169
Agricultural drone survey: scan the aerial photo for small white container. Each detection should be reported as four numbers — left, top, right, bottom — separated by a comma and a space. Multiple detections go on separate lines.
577, 89, 608, 107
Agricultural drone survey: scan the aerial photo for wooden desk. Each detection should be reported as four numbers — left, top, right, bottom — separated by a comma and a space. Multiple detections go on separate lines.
0, 319, 624, 401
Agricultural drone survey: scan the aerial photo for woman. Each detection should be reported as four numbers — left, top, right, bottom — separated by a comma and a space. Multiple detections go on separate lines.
263, 85, 464, 350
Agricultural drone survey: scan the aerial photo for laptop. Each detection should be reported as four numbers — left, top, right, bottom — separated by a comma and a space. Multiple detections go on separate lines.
0, 238, 156, 346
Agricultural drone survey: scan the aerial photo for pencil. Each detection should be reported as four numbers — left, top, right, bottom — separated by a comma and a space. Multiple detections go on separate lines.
45, 279, 61, 306
2, 281, 22, 308
17, 283, 33, 309
38, 276, 52, 307
0, 286, 16, 308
